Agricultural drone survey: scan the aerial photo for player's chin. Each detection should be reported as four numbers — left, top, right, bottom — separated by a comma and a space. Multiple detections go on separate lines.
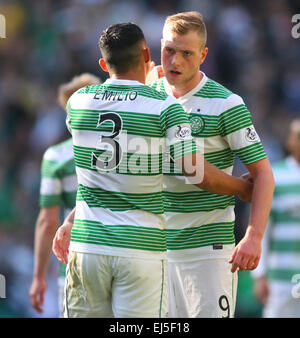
166, 71, 183, 84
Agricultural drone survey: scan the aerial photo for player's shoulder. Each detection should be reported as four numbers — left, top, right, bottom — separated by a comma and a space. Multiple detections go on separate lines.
68, 83, 103, 107
74, 83, 102, 95
198, 77, 245, 111
72, 81, 169, 102
43, 138, 74, 163
140, 81, 168, 102
207, 79, 250, 118
194, 77, 233, 99
148, 77, 166, 93
148, 78, 182, 108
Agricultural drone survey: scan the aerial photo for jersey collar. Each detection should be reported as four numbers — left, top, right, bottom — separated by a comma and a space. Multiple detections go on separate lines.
104, 78, 144, 86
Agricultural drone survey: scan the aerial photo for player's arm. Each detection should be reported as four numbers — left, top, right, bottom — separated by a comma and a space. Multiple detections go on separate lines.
29, 206, 60, 313
30, 146, 64, 313
177, 152, 253, 202
163, 98, 253, 202
251, 217, 272, 304
230, 158, 275, 272
215, 93, 275, 272
52, 207, 76, 264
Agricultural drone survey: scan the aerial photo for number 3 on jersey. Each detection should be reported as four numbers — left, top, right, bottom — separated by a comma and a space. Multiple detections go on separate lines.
92, 112, 123, 170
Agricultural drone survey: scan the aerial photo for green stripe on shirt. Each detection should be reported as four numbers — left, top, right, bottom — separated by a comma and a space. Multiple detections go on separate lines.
71, 219, 167, 252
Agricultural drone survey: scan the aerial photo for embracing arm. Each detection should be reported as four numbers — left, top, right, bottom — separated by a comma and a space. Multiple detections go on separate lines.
177, 152, 253, 202
52, 207, 76, 264
229, 158, 275, 272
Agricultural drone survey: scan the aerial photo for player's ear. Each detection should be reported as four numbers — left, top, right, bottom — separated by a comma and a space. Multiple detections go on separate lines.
200, 47, 208, 65
143, 47, 150, 64
99, 58, 109, 72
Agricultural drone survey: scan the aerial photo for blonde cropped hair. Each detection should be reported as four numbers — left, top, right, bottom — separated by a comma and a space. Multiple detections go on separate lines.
164, 11, 207, 49
58, 73, 101, 109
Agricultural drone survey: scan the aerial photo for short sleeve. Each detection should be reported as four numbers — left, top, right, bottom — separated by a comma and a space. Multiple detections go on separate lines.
160, 96, 200, 161
39, 148, 63, 207
218, 94, 267, 165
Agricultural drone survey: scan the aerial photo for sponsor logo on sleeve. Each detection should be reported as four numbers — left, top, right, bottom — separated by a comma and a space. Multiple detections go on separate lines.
175, 125, 192, 140
245, 126, 259, 143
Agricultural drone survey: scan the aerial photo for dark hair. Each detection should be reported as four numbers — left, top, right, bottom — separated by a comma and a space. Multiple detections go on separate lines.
99, 22, 146, 74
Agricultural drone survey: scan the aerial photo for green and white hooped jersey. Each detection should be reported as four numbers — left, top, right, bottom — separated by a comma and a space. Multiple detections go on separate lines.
149, 73, 267, 262
259, 157, 300, 282
39, 138, 77, 276
66, 79, 198, 260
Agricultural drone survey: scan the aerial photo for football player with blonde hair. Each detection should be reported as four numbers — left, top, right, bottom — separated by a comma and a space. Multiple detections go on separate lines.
149, 11, 275, 317
29, 73, 101, 316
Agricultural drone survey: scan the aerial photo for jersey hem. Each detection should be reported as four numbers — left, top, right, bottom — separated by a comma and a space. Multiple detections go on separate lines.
166, 243, 235, 262
69, 242, 167, 260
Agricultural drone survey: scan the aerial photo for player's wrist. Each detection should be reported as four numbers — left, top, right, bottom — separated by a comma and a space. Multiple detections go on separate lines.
245, 225, 264, 241
33, 274, 46, 281
62, 219, 73, 230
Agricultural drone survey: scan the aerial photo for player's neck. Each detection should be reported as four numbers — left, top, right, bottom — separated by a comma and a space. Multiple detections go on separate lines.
170, 71, 203, 99
110, 68, 146, 84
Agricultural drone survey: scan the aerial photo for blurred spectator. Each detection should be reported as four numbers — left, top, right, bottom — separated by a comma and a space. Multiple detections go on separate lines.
29, 73, 100, 317
252, 119, 300, 317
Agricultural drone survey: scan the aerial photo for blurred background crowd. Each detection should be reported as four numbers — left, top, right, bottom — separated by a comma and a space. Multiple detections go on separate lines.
0, 0, 299, 317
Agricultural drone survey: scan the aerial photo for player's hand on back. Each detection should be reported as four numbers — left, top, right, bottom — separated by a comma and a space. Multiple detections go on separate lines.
146, 62, 165, 84
240, 172, 254, 184
52, 221, 72, 265
236, 181, 253, 203
236, 172, 253, 203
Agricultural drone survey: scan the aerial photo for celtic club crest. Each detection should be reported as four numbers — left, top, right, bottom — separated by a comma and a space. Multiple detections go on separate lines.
190, 116, 205, 133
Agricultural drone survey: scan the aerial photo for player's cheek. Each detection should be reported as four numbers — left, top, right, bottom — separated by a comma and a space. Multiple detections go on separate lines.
162, 52, 170, 66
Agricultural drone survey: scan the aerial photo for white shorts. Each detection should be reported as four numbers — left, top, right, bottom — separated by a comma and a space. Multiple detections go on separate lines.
57, 277, 65, 318
168, 258, 238, 318
263, 280, 300, 318
64, 251, 168, 318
